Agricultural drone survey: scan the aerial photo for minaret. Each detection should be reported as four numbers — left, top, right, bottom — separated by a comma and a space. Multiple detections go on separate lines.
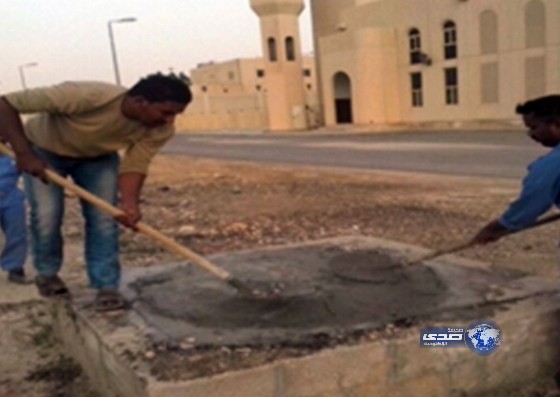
250, 0, 308, 131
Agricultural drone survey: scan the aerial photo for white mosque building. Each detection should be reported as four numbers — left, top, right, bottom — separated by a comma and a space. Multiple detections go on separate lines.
177, 0, 560, 132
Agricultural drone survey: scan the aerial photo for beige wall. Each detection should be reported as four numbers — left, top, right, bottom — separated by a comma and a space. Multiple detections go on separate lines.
312, 0, 560, 128
176, 57, 318, 132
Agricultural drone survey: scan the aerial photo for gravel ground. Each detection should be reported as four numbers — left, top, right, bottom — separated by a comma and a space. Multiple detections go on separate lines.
2, 154, 560, 396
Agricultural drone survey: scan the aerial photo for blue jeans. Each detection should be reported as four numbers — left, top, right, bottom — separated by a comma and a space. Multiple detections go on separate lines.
24, 148, 120, 289
0, 189, 27, 272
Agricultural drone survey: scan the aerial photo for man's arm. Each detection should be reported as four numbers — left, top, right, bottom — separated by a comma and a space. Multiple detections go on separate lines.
116, 126, 174, 228
0, 98, 47, 179
471, 151, 560, 245
116, 172, 146, 228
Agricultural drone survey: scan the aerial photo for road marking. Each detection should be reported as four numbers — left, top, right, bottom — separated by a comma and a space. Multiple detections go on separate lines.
299, 142, 524, 151
187, 138, 275, 145
186, 138, 529, 152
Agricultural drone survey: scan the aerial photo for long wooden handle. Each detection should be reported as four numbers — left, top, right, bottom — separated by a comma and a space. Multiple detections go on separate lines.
408, 241, 475, 265
0, 143, 232, 282
517, 212, 560, 231
410, 212, 560, 265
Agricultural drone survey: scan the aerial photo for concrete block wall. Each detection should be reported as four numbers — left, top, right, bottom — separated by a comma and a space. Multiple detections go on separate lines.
52, 294, 560, 397
51, 302, 148, 397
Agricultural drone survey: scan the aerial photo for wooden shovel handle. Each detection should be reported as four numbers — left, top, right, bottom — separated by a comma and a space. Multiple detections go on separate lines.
517, 212, 560, 231
411, 212, 560, 265
409, 241, 475, 265
0, 142, 232, 281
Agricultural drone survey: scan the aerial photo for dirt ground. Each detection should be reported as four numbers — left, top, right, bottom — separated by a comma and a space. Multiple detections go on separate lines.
3, 153, 560, 396
122, 155, 560, 278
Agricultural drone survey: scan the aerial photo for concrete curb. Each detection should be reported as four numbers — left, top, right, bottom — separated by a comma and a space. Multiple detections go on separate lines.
51, 236, 560, 397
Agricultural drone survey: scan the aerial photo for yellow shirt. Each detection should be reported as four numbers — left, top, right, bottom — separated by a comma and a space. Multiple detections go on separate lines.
3, 81, 174, 174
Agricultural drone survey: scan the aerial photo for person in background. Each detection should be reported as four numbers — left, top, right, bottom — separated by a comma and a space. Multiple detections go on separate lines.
472, 95, 560, 247
0, 149, 28, 284
0, 74, 192, 310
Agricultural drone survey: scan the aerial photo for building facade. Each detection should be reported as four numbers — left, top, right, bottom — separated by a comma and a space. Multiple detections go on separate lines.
311, 0, 560, 128
175, 57, 318, 132
179, 0, 559, 132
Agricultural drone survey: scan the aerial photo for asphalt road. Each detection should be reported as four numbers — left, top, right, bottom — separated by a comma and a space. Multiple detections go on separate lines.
162, 129, 547, 180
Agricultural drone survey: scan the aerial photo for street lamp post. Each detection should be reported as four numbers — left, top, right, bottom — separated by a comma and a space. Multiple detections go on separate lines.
19, 62, 38, 89
107, 17, 137, 86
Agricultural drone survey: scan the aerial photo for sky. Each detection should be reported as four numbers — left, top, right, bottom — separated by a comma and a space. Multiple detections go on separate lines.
1, 0, 313, 93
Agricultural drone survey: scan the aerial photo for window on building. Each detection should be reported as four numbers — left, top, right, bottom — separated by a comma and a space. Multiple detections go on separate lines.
285, 37, 295, 61
256, 69, 265, 78
445, 67, 459, 105
268, 37, 278, 62
201, 86, 207, 92
443, 21, 457, 59
525, 0, 546, 48
228, 71, 235, 80
410, 72, 423, 107
480, 10, 498, 54
525, 56, 546, 98
409, 28, 422, 64
306, 83, 312, 90
303, 69, 312, 77
256, 85, 262, 91
481, 62, 499, 104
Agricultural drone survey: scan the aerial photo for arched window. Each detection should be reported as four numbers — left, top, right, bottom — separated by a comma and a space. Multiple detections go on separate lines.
408, 28, 422, 64
479, 10, 498, 54
267, 37, 278, 62
525, 0, 546, 48
526, 56, 546, 98
443, 20, 457, 59
285, 37, 295, 61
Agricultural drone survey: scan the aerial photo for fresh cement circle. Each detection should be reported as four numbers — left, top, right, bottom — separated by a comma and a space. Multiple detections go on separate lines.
127, 244, 448, 346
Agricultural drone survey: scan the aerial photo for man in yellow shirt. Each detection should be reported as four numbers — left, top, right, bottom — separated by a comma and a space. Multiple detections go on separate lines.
0, 74, 192, 311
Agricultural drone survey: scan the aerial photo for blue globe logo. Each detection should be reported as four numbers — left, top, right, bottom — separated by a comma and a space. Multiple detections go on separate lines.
464, 320, 502, 356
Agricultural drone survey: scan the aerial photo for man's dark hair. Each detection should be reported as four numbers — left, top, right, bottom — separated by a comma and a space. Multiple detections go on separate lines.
127, 74, 192, 105
516, 95, 560, 119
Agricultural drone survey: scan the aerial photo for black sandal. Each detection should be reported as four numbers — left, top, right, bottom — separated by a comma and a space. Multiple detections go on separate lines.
95, 289, 127, 312
35, 275, 70, 298
8, 269, 32, 285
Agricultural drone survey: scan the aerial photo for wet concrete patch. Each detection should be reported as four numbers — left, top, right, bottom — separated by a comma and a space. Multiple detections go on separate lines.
122, 240, 506, 347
